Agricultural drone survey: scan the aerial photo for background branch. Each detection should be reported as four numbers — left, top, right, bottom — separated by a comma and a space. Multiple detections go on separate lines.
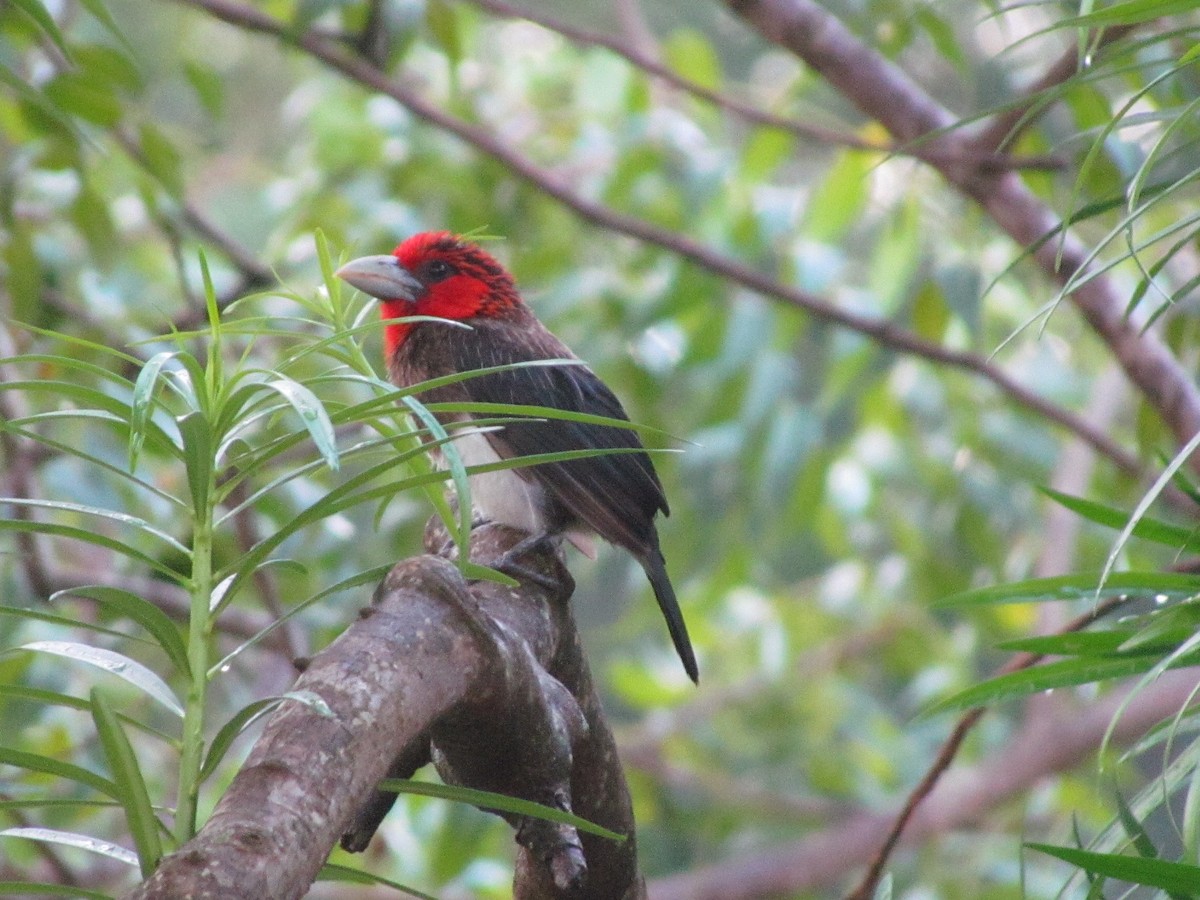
169, 0, 1143, 477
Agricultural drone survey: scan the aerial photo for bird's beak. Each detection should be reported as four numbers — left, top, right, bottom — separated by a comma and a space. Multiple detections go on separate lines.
335, 255, 424, 303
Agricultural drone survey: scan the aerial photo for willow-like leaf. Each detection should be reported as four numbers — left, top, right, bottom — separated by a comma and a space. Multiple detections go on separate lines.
0, 827, 138, 868
1, 498, 190, 557
0, 684, 177, 745
937, 571, 1200, 607
0, 520, 186, 582
257, 376, 340, 472
209, 563, 392, 674
923, 653, 1184, 717
91, 688, 164, 875
131, 350, 187, 470
1040, 488, 1200, 551
0, 747, 118, 799
10, 642, 183, 718
51, 585, 191, 678
377, 778, 626, 842
1027, 843, 1200, 893
316, 863, 438, 899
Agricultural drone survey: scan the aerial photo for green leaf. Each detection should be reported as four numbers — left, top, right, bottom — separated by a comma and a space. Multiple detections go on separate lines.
183, 60, 224, 117
426, 0, 461, 67
139, 122, 184, 197
0, 519, 186, 582
0, 684, 177, 744
51, 585, 191, 678
1027, 843, 1200, 892
0, 603, 154, 645
804, 150, 872, 244
209, 564, 391, 673
76, 0, 137, 54
0, 827, 138, 868
43, 71, 123, 126
177, 411, 214, 514
0, 881, 112, 898
937, 572, 1200, 606
9, 641, 184, 718
377, 779, 627, 842
0, 747, 118, 799
316, 863, 438, 899
740, 127, 795, 182
1040, 488, 1200, 551
91, 688, 164, 875
923, 654, 1177, 716
260, 377, 340, 471
1, 498, 190, 557
10, 0, 72, 61
1065, 0, 1200, 27
663, 27, 722, 91
994, 630, 1135, 657
200, 697, 283, 781
131, 350, 185, 470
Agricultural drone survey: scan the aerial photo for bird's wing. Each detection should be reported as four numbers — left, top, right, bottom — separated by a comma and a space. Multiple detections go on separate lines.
437, 318, 669, 551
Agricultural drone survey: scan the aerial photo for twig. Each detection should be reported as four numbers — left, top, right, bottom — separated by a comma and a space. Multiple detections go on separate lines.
164, 0, 1142, 478
843, 594, 1131, 900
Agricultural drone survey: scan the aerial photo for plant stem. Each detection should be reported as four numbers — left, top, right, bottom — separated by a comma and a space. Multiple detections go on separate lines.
175, 491, 214, 844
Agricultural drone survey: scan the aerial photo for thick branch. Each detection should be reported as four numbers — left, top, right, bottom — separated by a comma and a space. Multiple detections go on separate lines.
126, 525, 642, 900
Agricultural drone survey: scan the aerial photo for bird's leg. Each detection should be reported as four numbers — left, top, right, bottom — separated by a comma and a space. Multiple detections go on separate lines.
488, 530, 563, 592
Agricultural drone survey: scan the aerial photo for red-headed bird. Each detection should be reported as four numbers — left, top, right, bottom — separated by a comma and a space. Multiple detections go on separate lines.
336, 232, 698, 683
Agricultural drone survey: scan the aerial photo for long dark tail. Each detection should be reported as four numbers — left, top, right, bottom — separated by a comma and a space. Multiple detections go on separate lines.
641, 546, 699, 684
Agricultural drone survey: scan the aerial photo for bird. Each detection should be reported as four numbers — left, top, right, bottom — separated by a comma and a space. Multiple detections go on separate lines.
335, 231, 698, 683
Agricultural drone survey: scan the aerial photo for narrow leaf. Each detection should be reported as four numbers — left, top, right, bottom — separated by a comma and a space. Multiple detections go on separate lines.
317, 863, 439, 899
11, 641, 184, 717
260, 377, 340, 471
90, 689, 163, 875
377, 779, 627, 842
0, 747, 117, 799
0, 827, 138, 867
1027, 843, 1200, 892
51, 585, 191, 677
131, 351, 183, 470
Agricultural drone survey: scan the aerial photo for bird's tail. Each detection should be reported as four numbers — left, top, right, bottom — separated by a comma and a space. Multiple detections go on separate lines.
641, 548, 699, 684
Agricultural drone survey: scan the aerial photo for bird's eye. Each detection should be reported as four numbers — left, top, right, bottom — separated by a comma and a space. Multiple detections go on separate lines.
423, 259, 453, 282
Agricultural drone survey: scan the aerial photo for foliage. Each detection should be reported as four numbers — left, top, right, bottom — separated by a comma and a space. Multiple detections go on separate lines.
4, 0, 1200, 896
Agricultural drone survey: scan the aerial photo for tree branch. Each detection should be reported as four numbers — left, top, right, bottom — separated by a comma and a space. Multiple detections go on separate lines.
126, 524, 643, 900
726, 0, 1200, 456
649, 664, 1200, 900
167, 0, 1143, 477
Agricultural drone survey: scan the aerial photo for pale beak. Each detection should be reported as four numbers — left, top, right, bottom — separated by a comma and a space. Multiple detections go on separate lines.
335, 255, 424, 303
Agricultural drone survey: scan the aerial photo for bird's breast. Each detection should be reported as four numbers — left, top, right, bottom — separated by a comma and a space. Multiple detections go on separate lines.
447, 426, 551, 535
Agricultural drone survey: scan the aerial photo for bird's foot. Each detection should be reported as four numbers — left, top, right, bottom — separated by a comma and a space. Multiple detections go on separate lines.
488, 532, 562, 593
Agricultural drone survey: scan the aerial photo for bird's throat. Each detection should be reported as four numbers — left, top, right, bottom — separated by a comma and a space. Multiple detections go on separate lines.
380, 300, 415, 358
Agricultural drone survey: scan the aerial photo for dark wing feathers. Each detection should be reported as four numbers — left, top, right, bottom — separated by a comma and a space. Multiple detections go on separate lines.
422, 317, 669, 551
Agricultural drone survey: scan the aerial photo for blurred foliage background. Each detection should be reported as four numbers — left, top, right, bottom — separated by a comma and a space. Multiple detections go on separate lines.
4, 0, 1200, 897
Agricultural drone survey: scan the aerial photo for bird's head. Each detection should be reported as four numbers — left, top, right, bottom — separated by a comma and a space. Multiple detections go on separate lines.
336, 232, 521, 356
